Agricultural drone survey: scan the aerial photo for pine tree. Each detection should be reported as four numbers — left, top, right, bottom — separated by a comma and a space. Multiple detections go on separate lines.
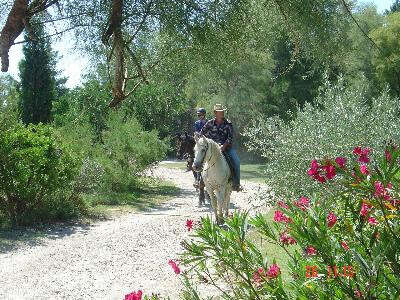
19, 18, 56, 125
391, 0, 400, 13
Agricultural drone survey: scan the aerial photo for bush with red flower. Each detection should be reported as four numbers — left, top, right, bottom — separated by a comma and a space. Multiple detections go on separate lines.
178, 144, 400, 299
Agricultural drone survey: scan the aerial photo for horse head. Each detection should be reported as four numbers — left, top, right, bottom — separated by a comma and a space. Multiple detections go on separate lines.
193, 134, 211, 172
176, 132, 195, 159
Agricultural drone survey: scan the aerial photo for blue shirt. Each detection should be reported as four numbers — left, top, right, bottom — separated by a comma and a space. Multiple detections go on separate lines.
194, 119, 207, 133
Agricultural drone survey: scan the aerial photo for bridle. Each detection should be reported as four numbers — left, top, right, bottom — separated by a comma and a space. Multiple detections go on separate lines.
196, 139, 217, 172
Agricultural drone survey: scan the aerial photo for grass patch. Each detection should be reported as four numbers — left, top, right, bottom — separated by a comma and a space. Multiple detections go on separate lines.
248, 209, 298, 287
160, 160, 267, 184
159, 160, 187, 170
0, 177, 180, 253
241, 164, 267, 184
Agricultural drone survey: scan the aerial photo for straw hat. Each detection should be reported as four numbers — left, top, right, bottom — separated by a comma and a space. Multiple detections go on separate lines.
213, 103, 227, 112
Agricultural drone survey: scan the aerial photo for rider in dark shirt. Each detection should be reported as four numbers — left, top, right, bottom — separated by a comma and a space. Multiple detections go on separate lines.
200, 104, 242, 192
194, 108, 207, 133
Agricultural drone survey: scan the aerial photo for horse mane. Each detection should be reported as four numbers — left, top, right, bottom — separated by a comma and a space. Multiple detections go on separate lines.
204, 137, 223, 159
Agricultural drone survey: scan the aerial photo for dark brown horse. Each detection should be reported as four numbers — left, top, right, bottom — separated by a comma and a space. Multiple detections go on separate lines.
176, 132, 209, 206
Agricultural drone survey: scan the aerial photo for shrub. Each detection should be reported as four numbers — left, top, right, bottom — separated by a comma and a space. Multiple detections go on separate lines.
0, 123, 81, 226
95, 112, 169, 192
178, 144, 400, 299
54, 120, 104, 194
244, 76, 400, 198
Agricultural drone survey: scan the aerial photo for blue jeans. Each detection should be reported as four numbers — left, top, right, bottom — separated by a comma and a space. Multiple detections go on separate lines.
226, 147, 240, 186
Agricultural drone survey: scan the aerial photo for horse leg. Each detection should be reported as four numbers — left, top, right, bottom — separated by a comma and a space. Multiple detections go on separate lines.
224, 186, 232, 218
198, 186, 205, 206
215, 188, 226, 225
206, 186, 218, 222
199, 177, 206, 205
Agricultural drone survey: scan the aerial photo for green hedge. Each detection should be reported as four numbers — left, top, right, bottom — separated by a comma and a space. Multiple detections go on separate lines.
244, 76, 400, 198
0, 123, 83, 226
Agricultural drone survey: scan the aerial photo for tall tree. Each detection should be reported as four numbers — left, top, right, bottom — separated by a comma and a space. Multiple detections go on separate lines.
370, 12, 400, 97
18, 17, 56, 124
389, 0, 400, 13
0, 0, 356, 108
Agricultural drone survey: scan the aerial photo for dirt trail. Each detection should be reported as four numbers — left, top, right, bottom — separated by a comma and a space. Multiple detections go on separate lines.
0, 163, 271, 300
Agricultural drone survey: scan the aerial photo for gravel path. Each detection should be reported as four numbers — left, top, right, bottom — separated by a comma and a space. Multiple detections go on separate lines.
0, 163, 271, 300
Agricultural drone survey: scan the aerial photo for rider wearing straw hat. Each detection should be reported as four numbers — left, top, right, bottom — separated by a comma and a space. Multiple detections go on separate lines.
200, 104, 242, 192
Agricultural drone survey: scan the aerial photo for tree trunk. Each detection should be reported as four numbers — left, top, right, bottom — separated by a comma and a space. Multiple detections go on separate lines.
0, 0, 28, 72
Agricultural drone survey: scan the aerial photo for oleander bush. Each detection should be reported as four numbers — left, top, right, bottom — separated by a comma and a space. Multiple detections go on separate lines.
244, 76, 400, 198
175, 144, 400, 299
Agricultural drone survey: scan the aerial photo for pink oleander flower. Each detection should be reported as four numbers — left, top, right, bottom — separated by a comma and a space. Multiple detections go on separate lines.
368, 217, 378, 226
315, 174, 326, 183
125, 290, 143, 300
277, 201, 289, 209
168, 260, 181, 275
387, 183, 393, 190
306, 246, 317, 256
274, 210, 285, 222
353, 146, 370, 163
335, 156, 347, 168
266, 264, 280, 279
252, 269, 263, 284
274, 210, 291, 223
374, 181, 391, 200
362, 147, 370, 155
186, 219, 193, 231
354, 290, 363, 298
360, 202, 372, 217
308, 160, 326, 183
327, 211, 337, 228
280, 231, 297, 245
341, 241, 350, 251
323, 163, 336, 179
253, 268, 262, 285
294, 196, 310, 211
359, 154, 370, 163
374, 181, 384, 197
360, 164, 369, 175
385, 150, 392, 162
353, 146, 362, 155
308, 160, 319, 176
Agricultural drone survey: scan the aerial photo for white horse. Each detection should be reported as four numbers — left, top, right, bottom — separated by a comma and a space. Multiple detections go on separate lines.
193, 134, 233, 224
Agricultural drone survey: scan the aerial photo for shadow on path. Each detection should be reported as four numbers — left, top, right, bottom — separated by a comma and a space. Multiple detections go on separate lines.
0, 220, 93, 254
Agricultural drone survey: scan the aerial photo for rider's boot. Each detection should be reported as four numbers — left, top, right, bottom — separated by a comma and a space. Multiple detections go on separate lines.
233, 184, 244, 192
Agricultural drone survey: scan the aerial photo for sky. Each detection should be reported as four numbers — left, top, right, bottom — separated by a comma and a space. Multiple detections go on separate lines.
3, 0, 395, 88
7, 31, 89, 89
360, 0, 393, 12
